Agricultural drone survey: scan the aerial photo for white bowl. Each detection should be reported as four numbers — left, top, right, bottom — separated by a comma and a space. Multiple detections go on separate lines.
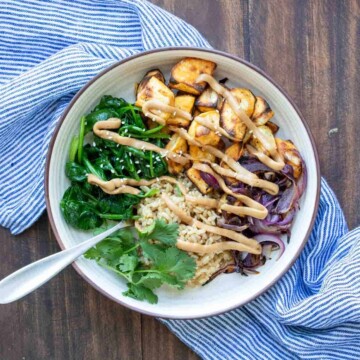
45, 48, 320, 319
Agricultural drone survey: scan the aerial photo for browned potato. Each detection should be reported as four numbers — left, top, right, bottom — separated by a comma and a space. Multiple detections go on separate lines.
225, 142, 243, 161
242, 130, 252, 144
165, 134, 188, 174
221, 143, 243, 185
252, 96, 274, 126
189, 145, 216, 162
275, 138, 302, 178
139, 69, 165, 88
266, 121, 279, 134
217, 138, 226, 151
135, 76, 175, 121
220, 88, 256, 141
169, 57, 217, 95
135, 69, 165, 96
193, 108, 202, 117
249, 125, 276, 155
189, 111, 221, 146
167, 94, 196, 127
217, 96, 225, 111
195, 87, 219, 112
186, 166, 212, 194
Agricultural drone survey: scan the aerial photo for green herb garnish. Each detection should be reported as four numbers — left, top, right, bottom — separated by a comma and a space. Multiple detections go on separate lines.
84, 220, 196, 304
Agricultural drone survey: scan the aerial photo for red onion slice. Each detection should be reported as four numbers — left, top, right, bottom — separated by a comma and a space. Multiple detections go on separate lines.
199, 171, 220, 189
254, 234, 285, 261
217, 218, 249, 232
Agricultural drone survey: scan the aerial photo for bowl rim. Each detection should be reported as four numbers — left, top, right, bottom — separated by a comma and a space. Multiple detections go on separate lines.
45, 46, 321, 319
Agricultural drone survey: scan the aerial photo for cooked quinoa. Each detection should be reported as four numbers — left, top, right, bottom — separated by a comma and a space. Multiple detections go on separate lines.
136, 176, 233, 286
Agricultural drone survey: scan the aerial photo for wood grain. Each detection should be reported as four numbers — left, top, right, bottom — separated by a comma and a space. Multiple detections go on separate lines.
0, 215, 142, 360
1, 1, 359, 359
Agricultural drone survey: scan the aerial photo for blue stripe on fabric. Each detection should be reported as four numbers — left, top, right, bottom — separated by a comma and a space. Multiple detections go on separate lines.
162, 181, 360, 359
1, 1, 360, 359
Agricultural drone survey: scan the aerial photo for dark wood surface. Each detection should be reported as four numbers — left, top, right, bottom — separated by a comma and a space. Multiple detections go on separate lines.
1, 1, 359, 359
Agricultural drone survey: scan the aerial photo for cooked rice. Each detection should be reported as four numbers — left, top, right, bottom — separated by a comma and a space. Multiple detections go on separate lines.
136, 175, 233, 286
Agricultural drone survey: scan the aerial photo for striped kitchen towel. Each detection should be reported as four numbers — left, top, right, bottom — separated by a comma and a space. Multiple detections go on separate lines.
0, 1, 359, 359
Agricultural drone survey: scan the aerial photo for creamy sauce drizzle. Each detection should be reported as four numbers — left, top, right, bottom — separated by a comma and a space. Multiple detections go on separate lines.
88, 172, 267, 219
88, 173, 262, 254
169, 126, 279, 195
176, 239, 260, 255
142, 99, 192, 125
196, 74, 285, 171
87, 174, 187, 194
161, 195, 261, 255
191, 162, 268, 219
93, 119, 189, 165
168, 126, 257, 180
87, 75, 292, 256
193, 113, 239, 142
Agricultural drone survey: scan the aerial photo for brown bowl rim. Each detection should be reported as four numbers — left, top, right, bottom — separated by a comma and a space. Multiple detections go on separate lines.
45, 47, 321, 319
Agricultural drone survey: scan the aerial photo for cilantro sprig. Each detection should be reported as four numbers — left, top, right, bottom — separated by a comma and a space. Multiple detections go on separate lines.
84, 219, 196, 304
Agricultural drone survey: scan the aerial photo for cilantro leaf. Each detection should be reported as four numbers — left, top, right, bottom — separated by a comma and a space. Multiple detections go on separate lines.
118, 254, 138, 272
140, 242, 196, 289
155, 247, 196, 285
123, 283, 158, 304
139, 219, 179, 245
135, 273, 163, 290
139, 241, 164, 262
84, 219, 196, 304
84, 239, 124, 263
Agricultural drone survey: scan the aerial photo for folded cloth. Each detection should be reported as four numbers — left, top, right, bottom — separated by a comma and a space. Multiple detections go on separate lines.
1, 1, 359, 359
0, 0, 210, 234
163, 180, 360, 359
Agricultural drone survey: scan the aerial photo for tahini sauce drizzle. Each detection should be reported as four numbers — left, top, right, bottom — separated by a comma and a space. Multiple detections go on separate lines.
161, 195, 261, 255
196, 74, 285, 171
93, 118, 189, 165
142, 99, 192, 125
89, 77, 289, 254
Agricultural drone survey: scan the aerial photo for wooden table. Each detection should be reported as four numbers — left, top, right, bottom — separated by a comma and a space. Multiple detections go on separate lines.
1, 1, 359, 359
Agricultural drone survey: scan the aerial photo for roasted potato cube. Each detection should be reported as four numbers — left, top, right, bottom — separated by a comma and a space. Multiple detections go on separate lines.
252, 96, 274, 126
220, 143, 243, 185
165, 134, 188, 174
189, 145, 216, 162
225, 142, 243, 161
232, 88, 256, 117
217, 96, 225, 111
143, 69, 165, 83
189, 111, 221, 146
195, 87, 219, 112
242, 130, 252, 144
266, 121, 279, 134
220, 88, 256, 141
275, 138, 302, 178
135, 76, 175, 121
217, 138, 226, 151
250, 125, 276, 155
186, 166, 212, 194
167, 94, 195, 127
169, 57, 217, 95
139, 69, 165, 89
135, 69, 165, 97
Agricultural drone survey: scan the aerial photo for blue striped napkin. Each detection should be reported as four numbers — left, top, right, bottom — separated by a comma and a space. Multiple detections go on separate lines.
1, 1, 359, 359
